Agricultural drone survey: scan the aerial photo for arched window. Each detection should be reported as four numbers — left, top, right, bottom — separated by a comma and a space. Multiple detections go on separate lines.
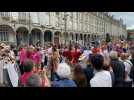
31, 28, 42, 45
0, 25, 15, 42
16, 27, 29, 46
44, 30, 52, 42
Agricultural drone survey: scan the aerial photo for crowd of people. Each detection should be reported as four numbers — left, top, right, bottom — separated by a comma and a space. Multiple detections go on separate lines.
0, 39, 134, 87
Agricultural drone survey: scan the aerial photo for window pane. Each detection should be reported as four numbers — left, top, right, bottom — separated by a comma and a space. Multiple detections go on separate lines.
5, 32, 7, 41
6, 32, 8, 41
4, 32, 6, 41
3, 32, 5, 41
3, 32, 4, 41
0, 30, 1, 41
1, 32, 3, 41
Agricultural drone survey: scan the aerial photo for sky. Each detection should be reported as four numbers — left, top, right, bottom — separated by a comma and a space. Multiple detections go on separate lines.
111, 12, 134, 30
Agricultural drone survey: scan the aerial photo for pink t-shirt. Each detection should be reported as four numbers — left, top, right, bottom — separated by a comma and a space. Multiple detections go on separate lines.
19, 48, 27, 65
32, 51, 41, 65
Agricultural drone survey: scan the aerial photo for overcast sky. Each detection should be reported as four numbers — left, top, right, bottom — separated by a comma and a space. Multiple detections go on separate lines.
111, 12, 134, 30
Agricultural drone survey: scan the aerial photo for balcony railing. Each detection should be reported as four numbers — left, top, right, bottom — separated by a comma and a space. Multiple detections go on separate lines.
1, 16, 10, 21
18, 18, 30, 25
18, 18, 27, 22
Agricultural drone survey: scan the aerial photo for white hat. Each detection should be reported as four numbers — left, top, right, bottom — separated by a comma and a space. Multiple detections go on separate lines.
56, 63, 71, 78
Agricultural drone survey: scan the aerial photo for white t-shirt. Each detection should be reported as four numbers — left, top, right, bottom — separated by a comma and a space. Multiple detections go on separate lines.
40, 50, 45, 62
90, 70, 112, 87
124, 60, 133, 81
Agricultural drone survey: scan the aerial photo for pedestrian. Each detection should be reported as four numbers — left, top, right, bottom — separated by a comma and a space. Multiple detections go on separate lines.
71, 45, 81, 64
73, 64, 88, 87
18, 45, 27, 74
25, 73, 41, 87
19, 59, 33, 87
44, 50, 48, 68
129, 50, 134, 84
32, 47, 42, 71
9, 44, 16, 60
38, 68, 51, 87
49, 46, 60, 81
0, 44, 13, 87
67, 44, 73, 62
36, 40, 41, 47
90, 54, 112, 87
63, 46, 68, 58
83, 54, 94, 87
91, 45, 100, 55
78, 51, 94, 87
52, 63, 77, 87
109, 51, 125, 87
26, 46, 34, 60
40, 47, 45, 70
120, 53, 133, 87
103, 52, 115, 87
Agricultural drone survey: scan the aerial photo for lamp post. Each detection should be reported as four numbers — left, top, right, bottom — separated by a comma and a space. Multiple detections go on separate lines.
63, 12, 68, 45
12, 20, 17, 45
28, 12, 32, 46
59, 23, 64, 44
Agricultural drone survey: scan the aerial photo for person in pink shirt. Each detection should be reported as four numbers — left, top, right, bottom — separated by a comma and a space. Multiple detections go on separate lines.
19, 46, 27, 74
27, 45, 35, 60
19, 47, 27, 65
32, 48, 41, 70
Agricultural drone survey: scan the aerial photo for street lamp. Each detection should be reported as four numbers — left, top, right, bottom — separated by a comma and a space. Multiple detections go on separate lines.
63, 12, 69, 45
28, 12, 32, 45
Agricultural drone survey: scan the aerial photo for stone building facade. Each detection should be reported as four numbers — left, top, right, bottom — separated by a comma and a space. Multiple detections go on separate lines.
0, 12, 127, 46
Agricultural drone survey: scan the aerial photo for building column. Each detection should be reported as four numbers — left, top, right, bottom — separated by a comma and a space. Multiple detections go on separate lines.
42, 32, 45, 46
52, 31, 55, 44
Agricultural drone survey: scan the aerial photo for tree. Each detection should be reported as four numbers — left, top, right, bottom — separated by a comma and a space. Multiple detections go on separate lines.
106, 33, 111, 43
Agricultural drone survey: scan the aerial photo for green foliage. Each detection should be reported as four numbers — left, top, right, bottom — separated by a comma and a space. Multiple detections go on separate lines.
106, 33, 111, 43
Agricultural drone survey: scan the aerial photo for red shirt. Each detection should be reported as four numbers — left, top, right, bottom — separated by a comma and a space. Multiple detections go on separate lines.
63, 49, 68, 57
67, 50, 72, 61
71, 49, 80, 64
63, 50, 72, 61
